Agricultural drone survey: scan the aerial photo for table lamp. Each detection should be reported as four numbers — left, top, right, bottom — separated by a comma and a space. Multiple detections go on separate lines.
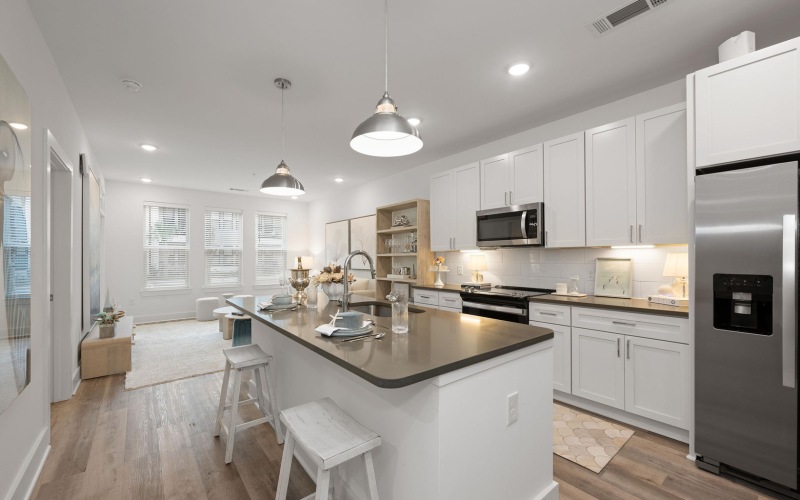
469, 254, 487, 284
663, 252, 689, 299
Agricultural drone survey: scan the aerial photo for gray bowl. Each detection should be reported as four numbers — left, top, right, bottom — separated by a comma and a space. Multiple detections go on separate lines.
334, 311, 364, 330
272, 294, 293, 305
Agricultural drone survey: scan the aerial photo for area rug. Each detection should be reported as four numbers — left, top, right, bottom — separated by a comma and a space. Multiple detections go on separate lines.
125, 319, 229, 390
553, 403, 634, 473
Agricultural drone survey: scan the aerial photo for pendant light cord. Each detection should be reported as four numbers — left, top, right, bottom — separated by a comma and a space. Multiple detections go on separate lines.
281, 84, 285, 161
384, 0, 389, 94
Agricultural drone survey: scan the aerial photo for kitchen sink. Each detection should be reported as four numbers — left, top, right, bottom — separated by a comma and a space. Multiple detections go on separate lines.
348, 302, 426, 317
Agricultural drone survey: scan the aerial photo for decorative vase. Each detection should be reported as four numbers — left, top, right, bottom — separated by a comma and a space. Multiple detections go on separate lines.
321, 282, 345, 303
99, 323, 116, 339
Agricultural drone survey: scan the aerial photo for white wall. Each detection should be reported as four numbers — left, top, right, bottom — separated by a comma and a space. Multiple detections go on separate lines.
0, 0, 104, 498
308, 79, 687, 295
104, 181, 309, 323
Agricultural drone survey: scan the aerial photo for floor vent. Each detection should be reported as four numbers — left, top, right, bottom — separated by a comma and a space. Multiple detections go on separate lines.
587, 0, 672, 36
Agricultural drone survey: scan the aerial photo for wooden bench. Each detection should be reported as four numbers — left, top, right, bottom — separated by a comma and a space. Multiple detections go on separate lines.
80, 316, 134, 379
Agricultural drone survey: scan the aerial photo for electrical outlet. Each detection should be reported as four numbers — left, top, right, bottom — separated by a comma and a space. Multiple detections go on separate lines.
457, 265, 463, 275
507, 392, 519, 425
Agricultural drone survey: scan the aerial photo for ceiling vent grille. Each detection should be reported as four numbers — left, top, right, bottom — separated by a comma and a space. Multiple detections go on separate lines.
587, 0, 672, 36
229, 187, 248, 192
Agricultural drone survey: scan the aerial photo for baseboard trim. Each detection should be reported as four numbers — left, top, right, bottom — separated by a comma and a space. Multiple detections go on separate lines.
533, 481, 559, 500
72, 368, 81, 395
8, 426, 50, 500
134, 312, 195, 324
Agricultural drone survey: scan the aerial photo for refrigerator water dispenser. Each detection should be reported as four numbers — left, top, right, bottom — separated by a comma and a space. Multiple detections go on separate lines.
713, 274, 773, 334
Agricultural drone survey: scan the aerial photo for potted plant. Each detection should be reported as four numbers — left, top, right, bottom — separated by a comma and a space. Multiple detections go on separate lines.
97, 307, 125, 339
311, 263, 355, 303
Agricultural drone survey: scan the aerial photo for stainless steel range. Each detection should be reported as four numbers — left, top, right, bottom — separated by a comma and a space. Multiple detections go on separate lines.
460, 285, 555, 324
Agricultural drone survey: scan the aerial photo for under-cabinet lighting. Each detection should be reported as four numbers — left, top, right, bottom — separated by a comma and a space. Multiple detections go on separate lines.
610, 245, 655, 249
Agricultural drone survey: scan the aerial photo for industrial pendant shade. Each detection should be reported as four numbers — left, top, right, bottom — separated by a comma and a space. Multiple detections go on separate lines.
261, 78, 305, 196
350, 0, 422, 157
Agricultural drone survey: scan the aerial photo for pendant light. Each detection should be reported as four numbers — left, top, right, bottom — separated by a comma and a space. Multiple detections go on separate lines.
350, 0, 422, 157
260, 78, 305, 196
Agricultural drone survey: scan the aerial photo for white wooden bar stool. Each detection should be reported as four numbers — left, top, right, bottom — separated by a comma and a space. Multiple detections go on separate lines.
276, 398, 381, 500
213, 344, 283, 464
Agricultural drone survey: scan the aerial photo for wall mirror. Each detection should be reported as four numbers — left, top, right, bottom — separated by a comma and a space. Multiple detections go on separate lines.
0, 53, 32, 414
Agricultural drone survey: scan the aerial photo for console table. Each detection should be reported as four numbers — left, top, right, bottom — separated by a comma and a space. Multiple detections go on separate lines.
81, 316, 134, 379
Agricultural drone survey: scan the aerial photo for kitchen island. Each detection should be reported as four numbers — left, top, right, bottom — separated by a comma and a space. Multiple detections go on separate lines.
228, 295, 557, 500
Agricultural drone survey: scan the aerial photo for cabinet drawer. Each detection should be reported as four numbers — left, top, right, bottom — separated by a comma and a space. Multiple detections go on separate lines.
529, 303, 571, 326
572, 307, 689, 344
413, 289, 439, 307
438, 292, 462, 310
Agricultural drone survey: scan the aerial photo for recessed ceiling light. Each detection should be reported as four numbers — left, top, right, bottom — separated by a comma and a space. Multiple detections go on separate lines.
407, 117, 421, 127
291, 196, 298, 200
334, 177, 344, 183
140, 144, 158, 152
140, 177, 152, 183
9, 123, 27, 130
508, 63, 530, 76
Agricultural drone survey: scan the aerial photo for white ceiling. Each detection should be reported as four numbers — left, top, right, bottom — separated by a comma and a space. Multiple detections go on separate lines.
28, 0, 800, 201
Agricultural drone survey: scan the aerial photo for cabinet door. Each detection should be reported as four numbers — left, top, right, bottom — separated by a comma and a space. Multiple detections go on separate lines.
509, 144, 543, 206
532, 321, 571, 394
453, 163, 480, 250
571, 327, 624, 409
479, 154, 509, 210
695, 37, 800, 167
430, 170, 454, 251
544, 132, 586, 248
585, 118, 636, 247
636, 104, 688, 244
624, 336, 689, 430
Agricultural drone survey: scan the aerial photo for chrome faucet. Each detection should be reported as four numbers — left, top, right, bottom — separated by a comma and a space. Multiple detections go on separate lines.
341, 250, 376, 312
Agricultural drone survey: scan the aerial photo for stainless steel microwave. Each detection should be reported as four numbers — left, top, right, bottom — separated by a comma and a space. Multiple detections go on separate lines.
476, 202, 544, 248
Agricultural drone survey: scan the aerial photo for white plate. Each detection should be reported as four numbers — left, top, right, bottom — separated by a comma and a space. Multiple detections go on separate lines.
329, 325, 374, 337
259, 302, 297, 311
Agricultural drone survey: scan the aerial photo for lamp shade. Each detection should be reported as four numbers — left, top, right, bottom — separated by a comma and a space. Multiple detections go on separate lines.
663, 253, 689, 277
469, 254, 488, 272
260, 161, 305, 196
300, 256, 314, 270
350, 93, 423, 157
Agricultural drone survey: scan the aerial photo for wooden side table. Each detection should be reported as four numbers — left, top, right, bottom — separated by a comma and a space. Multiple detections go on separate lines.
81, 316, 134, 379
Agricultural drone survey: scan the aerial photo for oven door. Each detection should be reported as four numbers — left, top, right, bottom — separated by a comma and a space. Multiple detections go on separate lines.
462, 301, 529, 324
476, 202, 543, 247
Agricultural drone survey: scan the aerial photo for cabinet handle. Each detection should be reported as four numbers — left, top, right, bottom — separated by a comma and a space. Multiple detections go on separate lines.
617, 338, 621, 358
420, 295, 432, 299
539, 311, 558, 316
612, 320, 636, 327
545, 230, 549, 245
629, 225, 634, 243
638, 224, 643, 243
504, 192, 508, 206
443, 298, 456, 302
626, 340, 631, 360
452, 237, 455, 249
509, 190, 513, 205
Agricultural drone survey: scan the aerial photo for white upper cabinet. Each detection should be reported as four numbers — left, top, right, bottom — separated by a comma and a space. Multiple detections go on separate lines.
636, 104, 688, 244
480, 145, 543, 210
694, 36, 800, 167
585, 118, 636, 247
430, 163, 479, 251
544, 132, 586, 248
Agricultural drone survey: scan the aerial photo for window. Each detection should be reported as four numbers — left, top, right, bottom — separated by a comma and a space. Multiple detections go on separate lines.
204, 208, 243, 287
4, 195, 31, 297
143, 202, 189, 290
255, 212, 287, 285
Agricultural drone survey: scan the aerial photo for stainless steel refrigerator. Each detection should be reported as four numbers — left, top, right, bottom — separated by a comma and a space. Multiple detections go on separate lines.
695, 160, 799, 494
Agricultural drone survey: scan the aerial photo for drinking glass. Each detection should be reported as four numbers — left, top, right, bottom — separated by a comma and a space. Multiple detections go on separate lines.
306, 284, 318, 308
390, 291, 409, 334
278, 272, 288, 294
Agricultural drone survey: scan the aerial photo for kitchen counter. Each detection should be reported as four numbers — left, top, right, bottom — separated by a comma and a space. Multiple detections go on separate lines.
227, 294, 553, 388
410, 283, 464, 292
229, 292, 557, 500
530, 294, 689, 318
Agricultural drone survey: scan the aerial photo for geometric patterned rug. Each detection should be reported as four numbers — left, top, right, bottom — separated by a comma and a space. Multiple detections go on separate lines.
553, 403, 634, 473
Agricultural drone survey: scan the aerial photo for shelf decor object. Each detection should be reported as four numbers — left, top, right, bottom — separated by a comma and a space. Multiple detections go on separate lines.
288, 256, 313, 299
663, 252, 689, 299
375, 199, 432, 298
594, 258, 633, 298
469, 254, 487, 284
350, 0, 422, 157
260, 78, 305, 196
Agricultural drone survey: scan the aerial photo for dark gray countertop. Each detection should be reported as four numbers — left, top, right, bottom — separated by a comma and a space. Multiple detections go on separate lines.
227, 295, 553, 389
529, 294, 689, 318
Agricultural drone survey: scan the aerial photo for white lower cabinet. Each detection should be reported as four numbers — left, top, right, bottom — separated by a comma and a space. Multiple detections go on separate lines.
571, 328, 625, 410
412, 289, 462, 312
532, 320, 571, 394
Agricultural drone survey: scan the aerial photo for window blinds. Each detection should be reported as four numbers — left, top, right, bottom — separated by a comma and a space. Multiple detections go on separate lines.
204, 208, 243, 287
143, 203, 189, 289
4, 195, 31, 297
255, 212, 287, 285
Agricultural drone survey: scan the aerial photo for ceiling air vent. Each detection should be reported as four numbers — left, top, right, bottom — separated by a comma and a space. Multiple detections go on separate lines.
587, 0, 673, 36
229, 187, 248, 192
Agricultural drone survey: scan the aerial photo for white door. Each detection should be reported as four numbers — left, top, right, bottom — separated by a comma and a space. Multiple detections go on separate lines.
624, 336, 689, 429
532, 321, 571, 394
636, 103, 688, 244
585, 118, 636, 247
453, 163, 479, 250
544, 132, 586, 248
695, 37, 800, 167
571, 327, 624, 409
430, 170, 454, 251
479, 154, 509, 210
509, 144, 543, 206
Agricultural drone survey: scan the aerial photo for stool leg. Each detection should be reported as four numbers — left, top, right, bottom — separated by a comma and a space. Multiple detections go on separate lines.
331, 466, 343, 500
213, 361, 231, 437
275, 431, 295, 500
315, 468, 331, 500
224, 369, 242, 464
363, 450, 379, 500
262, 362, 284, 444
253, 366, 267, 417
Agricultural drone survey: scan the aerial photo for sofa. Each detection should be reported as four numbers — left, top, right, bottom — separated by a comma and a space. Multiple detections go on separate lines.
349, 279, 376, 298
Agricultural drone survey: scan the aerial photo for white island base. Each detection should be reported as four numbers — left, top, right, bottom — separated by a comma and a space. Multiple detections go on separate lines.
252, 321, 558, 500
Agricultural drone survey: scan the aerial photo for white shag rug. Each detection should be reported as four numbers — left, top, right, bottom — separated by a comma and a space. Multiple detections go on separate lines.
125, 319, 230, 390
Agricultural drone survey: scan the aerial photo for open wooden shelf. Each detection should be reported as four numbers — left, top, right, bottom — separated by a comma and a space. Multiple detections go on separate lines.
377, 253, 417, 257
377, 225, 418, 234
374, 199, 432, 298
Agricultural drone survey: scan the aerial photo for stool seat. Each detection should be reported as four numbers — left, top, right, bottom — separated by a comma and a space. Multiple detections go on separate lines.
224, 342, 265, 369
213, 306, 236, 318
281, 398, 381, 471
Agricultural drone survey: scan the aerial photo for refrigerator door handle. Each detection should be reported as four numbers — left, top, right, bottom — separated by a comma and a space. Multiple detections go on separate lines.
783, 213, 796, 389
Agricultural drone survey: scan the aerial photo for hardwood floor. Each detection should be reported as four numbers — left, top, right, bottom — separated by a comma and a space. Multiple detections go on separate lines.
33, 373, 780, 500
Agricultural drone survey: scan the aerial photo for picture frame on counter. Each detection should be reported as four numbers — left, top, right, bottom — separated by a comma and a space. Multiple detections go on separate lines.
594, 258, 633, 298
